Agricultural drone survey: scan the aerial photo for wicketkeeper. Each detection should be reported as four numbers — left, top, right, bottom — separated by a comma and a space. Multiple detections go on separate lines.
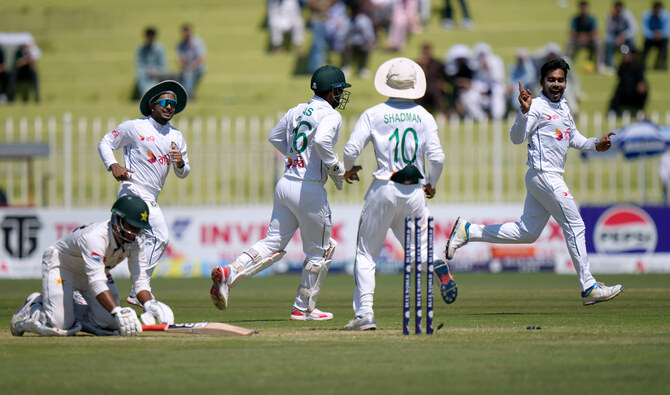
11, 196, 174, 337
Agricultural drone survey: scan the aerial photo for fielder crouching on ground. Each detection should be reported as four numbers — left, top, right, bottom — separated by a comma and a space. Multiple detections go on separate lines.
11, 196, 175, 337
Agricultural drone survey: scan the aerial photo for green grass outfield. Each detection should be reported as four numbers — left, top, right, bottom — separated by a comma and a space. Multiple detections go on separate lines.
1, 273, 668, 394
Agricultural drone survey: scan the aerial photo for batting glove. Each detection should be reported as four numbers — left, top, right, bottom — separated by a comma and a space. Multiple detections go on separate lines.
112, 306, 142, 336
327, 161, 345, 190
143, 299, 175, 325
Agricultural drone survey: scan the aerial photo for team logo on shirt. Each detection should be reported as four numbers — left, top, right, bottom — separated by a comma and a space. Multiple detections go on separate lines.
555, 128, 571, 141
147, 149, 171, 165
546, 113, 559, 120
561, 190, 572, 197
139, 134, 155, 142
286, 155, 305, 169
111, 130, 119, 138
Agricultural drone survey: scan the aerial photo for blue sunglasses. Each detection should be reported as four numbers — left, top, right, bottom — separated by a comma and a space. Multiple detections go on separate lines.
153, 98, 177, 108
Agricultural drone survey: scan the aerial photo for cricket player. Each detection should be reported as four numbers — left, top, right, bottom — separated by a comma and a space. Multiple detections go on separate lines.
10, 196, 174, 337
341, 57, 454, 331
210, 65, 351, 321
97, 80, 190, 306
446, 58, 623, 306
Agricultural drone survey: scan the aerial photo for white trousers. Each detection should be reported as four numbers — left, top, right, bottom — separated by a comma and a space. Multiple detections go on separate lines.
468, 168, 596, 291
41, 247, 119, 330
118, 185, 168, 279
240, 177, 333, 311
353, 179, 431, 317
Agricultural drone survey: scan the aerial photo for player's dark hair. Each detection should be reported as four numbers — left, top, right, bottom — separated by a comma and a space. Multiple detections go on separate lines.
145, 27, 157, 37
540, 58, 570, 80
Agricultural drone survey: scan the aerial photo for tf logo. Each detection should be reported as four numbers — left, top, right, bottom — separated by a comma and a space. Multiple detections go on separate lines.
1, 215, 41, 258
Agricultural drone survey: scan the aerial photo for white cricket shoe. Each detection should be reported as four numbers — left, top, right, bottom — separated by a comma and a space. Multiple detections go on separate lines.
11, 292, 41, 336
126, 293, 142, 307
290, 308, 334, 321
73, 290, 88, 306
582, 282, 623, 306
344, 313, 376, 331
445, 217, 470, 260
210, 266, 231, 311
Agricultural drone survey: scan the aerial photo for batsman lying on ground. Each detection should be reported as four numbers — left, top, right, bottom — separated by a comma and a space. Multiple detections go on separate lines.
10, 196, 175, 337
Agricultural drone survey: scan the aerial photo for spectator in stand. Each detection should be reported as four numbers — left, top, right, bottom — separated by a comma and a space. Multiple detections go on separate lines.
416, 42, 448, 117
444, 44, 475, 118
325, 1, 350, 61
603, 1, 637, 70
0, 48, 8, 103
565, 1, 604, 72
608, 48, 648, 116
385, 0, 421, 52
267, 0, 305, 54
641, 1, 669, 70
506, 48, 537, 115
456, 43, 505, 121
177, 24, 206, 99
136, 27, 168, 96
369, 0, 395, 39
342, 1, 377, 79
306, 0, 336, 74
8, 42, 40, 103
441, 0, 473, 30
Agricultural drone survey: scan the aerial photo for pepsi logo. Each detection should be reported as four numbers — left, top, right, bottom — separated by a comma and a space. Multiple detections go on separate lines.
593, 205, 657, 254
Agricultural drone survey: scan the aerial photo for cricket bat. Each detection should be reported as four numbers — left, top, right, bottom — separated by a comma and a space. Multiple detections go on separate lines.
141, 322, 254, 336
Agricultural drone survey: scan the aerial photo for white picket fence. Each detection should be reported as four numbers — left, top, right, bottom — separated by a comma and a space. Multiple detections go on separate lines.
1, 111, 667, 207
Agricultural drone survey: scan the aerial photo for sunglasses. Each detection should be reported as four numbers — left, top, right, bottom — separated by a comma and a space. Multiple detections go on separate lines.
153, 98, 177, 108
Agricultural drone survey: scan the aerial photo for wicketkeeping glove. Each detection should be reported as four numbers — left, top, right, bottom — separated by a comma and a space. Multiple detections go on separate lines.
326, 161, 345, 190
143, 299, 175, 325
112, 306, 142, 336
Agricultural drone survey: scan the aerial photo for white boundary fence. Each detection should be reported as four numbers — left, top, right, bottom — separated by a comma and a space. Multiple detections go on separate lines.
1, 111, 668, 207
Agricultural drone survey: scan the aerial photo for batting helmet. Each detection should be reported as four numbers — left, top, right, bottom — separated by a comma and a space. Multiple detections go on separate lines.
310, 65, 351, 92
111, 195, 151, 244
111, 195, 152, 230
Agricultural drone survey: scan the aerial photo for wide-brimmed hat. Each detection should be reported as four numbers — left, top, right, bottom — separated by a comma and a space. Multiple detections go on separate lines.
374, 57, 426, 99
139, 80, 188, 116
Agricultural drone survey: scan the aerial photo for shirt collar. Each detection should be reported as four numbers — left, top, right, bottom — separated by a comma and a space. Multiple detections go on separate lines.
108, 220, 121, 250
148, 116, 171, 133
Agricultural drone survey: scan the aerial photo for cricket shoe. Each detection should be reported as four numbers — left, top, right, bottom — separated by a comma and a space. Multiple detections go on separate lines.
445, 217, 470, 260
210, 266, 231, 311
582, 282, 623, 306
73, 290, 88, 306
290, 308, 333, 321
343, 313, 376, 331
11, 292, 41, 336
126, 294, 142, 307
434, 259, 458, 304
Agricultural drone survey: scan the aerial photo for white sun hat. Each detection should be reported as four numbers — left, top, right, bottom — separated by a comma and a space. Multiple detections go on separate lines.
374, 57, 426, 100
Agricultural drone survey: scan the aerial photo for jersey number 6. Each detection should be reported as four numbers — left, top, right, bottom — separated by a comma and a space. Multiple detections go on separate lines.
291, 121, 312, 154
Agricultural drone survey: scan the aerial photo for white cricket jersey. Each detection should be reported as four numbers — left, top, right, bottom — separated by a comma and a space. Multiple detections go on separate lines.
51, 221, 149, 297
510, 92, 597, 173
98, 117, 190, 200
343, 99, 445, 186
268, 95, 341, 184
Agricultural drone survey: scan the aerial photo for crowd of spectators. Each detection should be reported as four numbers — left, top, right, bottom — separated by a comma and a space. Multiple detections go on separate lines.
0, 32, 40, 104
135, 25, 206, 99
260, 0, 663, 120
